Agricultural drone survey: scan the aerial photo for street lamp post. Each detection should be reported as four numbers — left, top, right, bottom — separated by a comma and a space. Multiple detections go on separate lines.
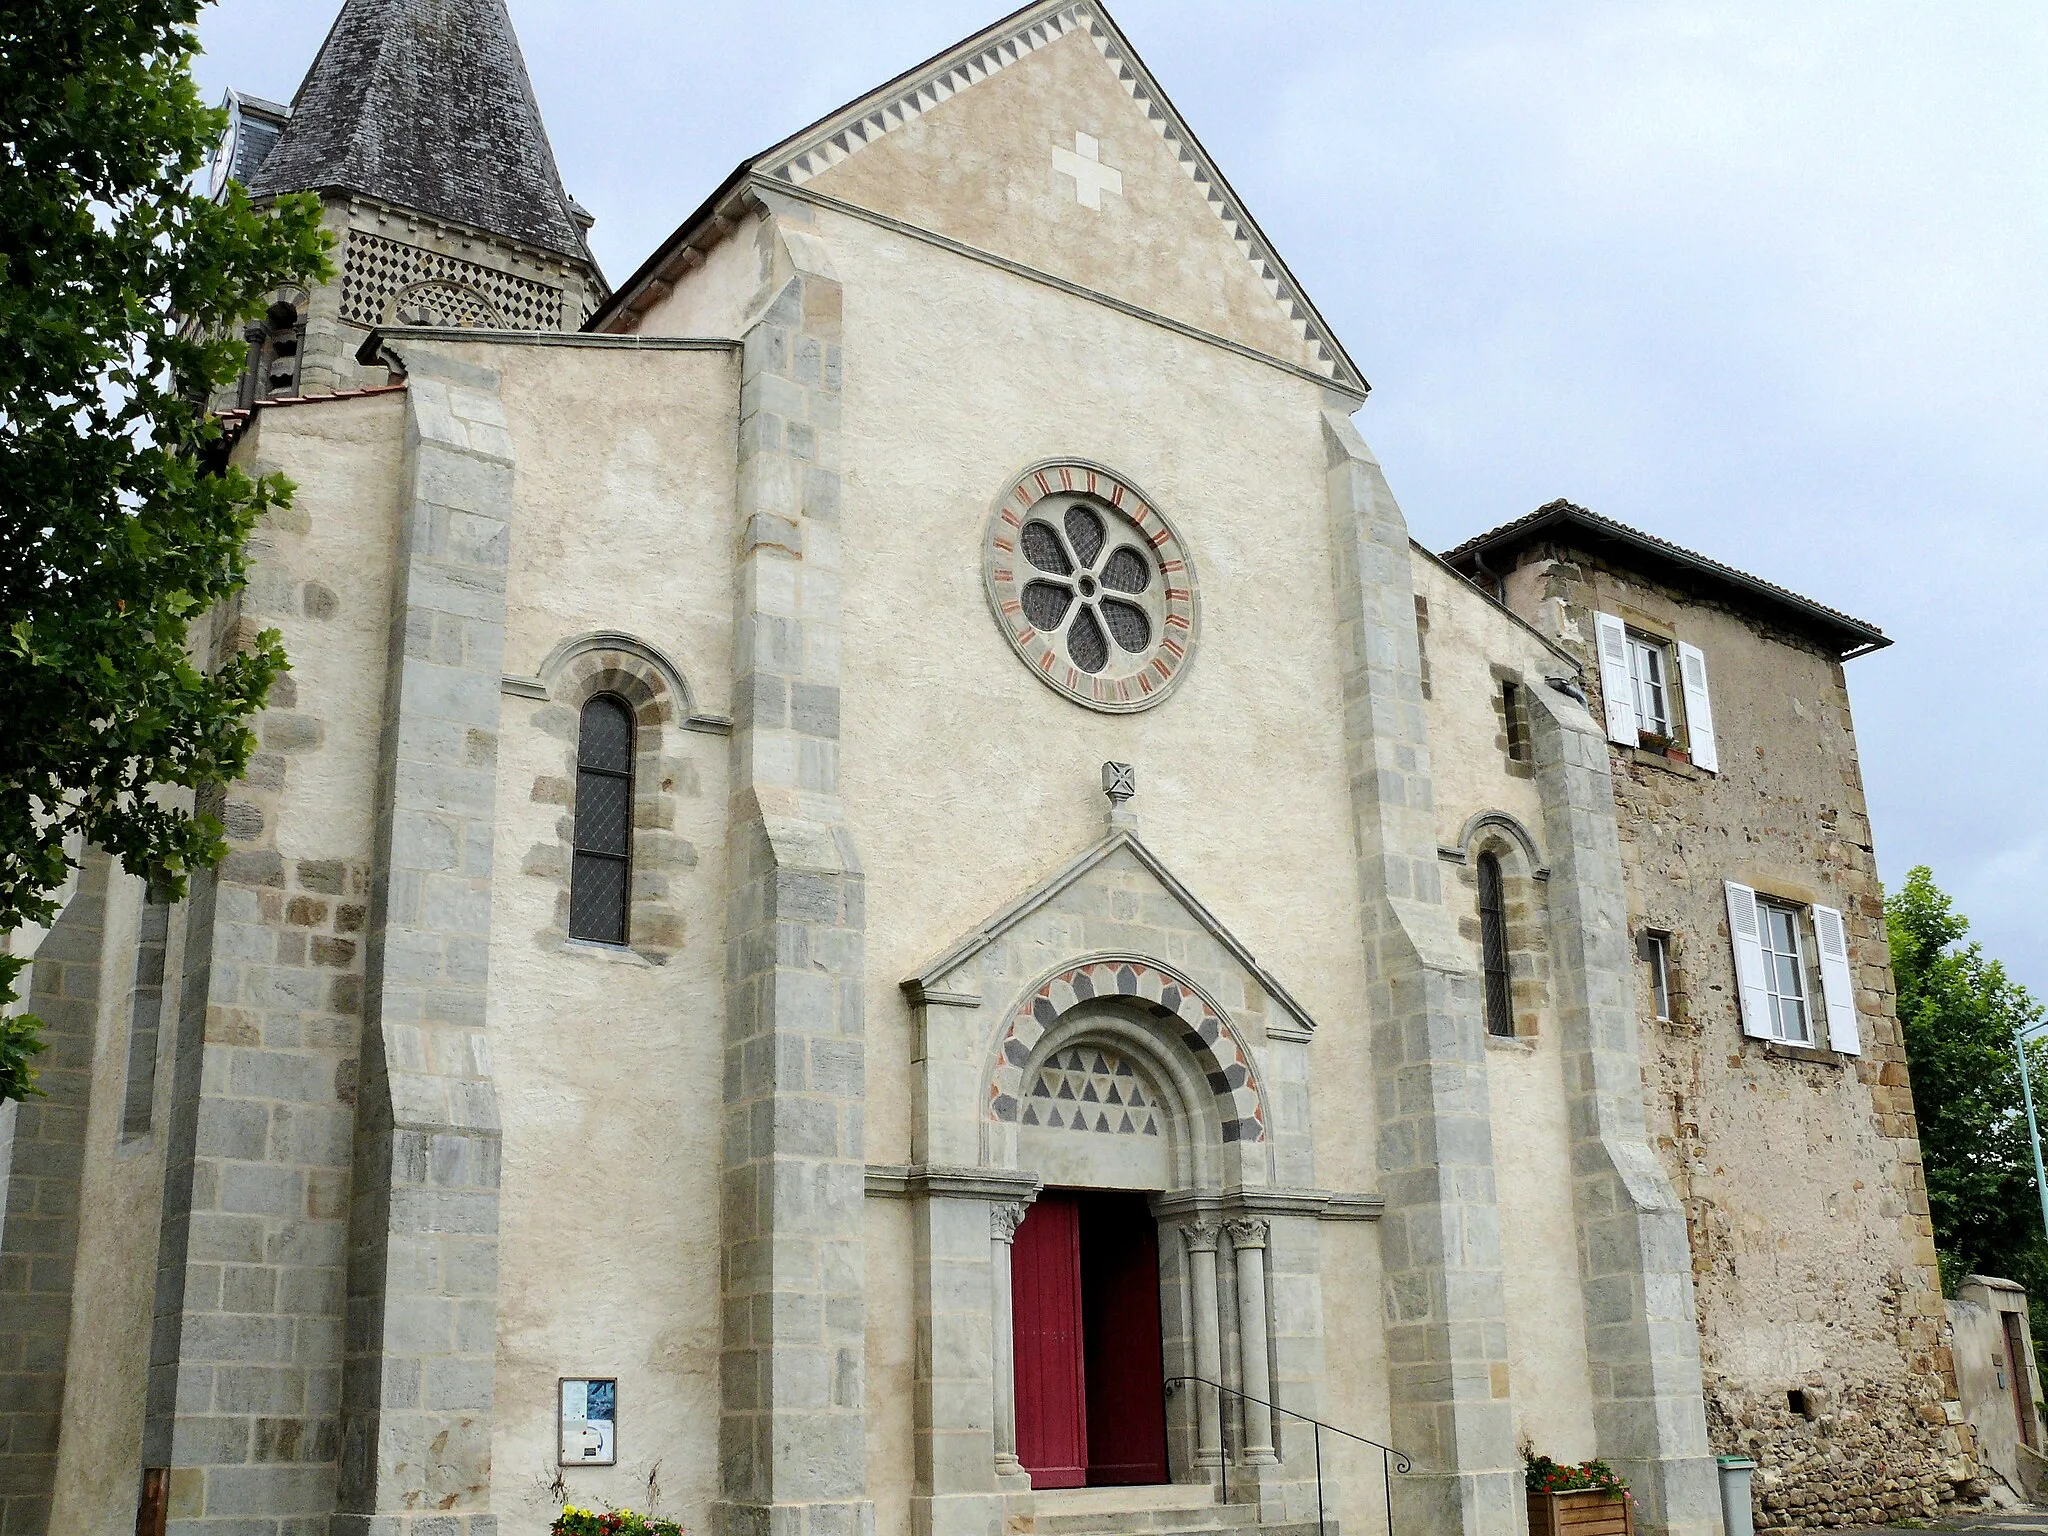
2019, 1022, 2048, 1244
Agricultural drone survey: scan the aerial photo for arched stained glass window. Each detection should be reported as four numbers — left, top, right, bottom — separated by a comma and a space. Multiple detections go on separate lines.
1478, 851, 1514, 1038
570, 695, 634, 944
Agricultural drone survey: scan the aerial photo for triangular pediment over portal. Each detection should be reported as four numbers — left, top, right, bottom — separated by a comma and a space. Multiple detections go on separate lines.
904, 830, 1319, 1045
753, 3, 1363, 394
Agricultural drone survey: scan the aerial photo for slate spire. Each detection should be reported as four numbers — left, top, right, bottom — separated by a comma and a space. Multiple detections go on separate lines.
248, 0, 593, 262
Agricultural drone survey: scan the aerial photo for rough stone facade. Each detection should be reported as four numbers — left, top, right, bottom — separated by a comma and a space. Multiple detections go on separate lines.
1463, 521, 1974, 1529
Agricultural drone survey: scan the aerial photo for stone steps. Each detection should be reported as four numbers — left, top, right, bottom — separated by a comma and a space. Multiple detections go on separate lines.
1027, 1484, 1272, 1536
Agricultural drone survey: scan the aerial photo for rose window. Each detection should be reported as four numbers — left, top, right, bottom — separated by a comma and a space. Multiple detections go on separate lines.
983, 462, 1199, 713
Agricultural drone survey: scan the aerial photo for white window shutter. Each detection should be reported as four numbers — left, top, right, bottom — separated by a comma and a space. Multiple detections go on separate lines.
1677, 642, 1719, 774
1812, 904, 1862, 1056
1725, 881, 1772, 1039
1595, 611, 1638, 746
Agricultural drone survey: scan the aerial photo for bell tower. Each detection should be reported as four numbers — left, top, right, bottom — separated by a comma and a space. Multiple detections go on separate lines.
216, 0, 606, 403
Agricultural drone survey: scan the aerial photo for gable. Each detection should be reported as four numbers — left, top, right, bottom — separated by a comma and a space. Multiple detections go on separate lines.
907, 832, 1319, 1040
752, 2, 1363, 393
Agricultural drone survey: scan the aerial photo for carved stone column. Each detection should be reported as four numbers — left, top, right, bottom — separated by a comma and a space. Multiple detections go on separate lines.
990, 1202, 1029, 1482
1183, 1221, 1226, 1468
1226, 1219, 1278, 1464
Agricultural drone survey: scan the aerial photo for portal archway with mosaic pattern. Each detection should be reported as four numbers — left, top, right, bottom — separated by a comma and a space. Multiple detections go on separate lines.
988, 957, 1264, 1143
1021, 1045, 1164, 1138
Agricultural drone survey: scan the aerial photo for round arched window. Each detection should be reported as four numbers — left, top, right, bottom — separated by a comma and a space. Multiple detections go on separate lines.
982, 462, 1199, 712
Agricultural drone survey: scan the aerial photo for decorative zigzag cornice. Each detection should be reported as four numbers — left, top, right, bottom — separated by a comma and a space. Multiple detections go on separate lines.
750, 0, 1366, 397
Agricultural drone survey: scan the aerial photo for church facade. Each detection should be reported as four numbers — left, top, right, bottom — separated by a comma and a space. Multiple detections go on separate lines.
0, 4, 1979, 1536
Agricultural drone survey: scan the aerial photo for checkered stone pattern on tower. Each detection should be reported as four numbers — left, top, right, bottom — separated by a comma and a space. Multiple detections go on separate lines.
1021, 1047, 1160, 1137
338, 230, 563, 331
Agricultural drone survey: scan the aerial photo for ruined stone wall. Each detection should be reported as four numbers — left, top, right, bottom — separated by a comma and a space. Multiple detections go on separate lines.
1496, 546, 1974, 1529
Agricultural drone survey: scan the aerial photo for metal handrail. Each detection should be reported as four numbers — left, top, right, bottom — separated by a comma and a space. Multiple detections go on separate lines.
1162, 1375, 1412, 1536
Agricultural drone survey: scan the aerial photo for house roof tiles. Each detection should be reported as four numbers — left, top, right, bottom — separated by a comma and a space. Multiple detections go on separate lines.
1443, 499, 1889, 658
246, 0, 593, 264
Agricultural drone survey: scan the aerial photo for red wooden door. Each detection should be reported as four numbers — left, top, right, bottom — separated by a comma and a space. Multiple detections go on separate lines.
1080, 1193, 1170, 1485
1013, 1195, 1087, 1488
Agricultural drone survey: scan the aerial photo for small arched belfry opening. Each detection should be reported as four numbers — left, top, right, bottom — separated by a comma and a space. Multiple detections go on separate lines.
1451, 810, 1552, 1041
896, 823, 1350, 1514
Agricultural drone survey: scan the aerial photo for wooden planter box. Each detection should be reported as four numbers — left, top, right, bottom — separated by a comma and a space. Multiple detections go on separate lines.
1528, 1488, 1633, 1536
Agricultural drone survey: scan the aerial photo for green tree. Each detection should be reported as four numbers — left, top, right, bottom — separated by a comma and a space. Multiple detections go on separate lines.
1889, 867, 2048, 1321
0, 1, 332, 1100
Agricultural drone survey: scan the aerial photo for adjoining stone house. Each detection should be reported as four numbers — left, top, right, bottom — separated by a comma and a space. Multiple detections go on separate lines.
1444, 504, 1976, 1529
0, 3, 1979, 1535
1946, 1277, 2046, 1502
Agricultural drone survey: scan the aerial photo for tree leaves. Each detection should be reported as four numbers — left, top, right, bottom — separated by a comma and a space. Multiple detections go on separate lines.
0, 1, 333, 1100
1889, 867, 2048, 1331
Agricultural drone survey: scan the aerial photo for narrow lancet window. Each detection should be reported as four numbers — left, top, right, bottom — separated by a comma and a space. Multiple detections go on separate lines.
570, 694, 634, 944
1478, 851, 1514, 1037
120, 892, 172, 1138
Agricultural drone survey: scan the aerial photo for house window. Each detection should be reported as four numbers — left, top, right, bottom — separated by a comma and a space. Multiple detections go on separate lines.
1595, 611, 1721, 772
569, 694, 634, 944
1758, 899, 1813, 1045
1627, 634, 1673, 739
1644, 932, 1673, 1022
1724, 881, 1861, 1054
1477, 851, 1514, 1037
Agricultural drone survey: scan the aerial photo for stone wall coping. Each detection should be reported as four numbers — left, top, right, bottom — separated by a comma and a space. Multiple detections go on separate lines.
357, 325, 740, 369
900, 984, 982, 1008
1408, 536, 1583, 674
1960, 1274, 2029, 1296
904, 828, 1322, 1038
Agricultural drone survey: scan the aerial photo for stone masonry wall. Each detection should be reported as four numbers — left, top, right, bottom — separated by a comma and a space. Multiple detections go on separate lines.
1497, 544, 1972, 1529
0, 853, 111, 1536
142, 412, 394, 1532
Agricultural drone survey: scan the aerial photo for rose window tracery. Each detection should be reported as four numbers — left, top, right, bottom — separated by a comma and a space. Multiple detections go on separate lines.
983, 462, 1199, 713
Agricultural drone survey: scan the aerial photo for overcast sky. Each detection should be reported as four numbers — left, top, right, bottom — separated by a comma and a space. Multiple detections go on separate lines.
194, 2, 2048, 1003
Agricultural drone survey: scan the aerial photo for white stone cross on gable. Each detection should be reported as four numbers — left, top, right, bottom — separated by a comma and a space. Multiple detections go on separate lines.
1053, 132, 1123, 210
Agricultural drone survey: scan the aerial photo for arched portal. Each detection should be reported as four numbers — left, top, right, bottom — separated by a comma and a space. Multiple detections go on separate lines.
898, 831, 1328, 1529
983, 955, 1268, 1182
981, 957, 1280, 1493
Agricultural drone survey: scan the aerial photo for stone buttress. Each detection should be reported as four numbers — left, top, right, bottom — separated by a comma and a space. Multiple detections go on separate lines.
1323, 410, 1520, 1536
0, 854, 112, 1535
717, 216, 874, 1536
333, 349, 516, 1536
1524, 678, 1720, 1536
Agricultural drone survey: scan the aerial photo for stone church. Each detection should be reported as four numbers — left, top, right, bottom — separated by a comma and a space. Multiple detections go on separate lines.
0, 2, 1980, 1534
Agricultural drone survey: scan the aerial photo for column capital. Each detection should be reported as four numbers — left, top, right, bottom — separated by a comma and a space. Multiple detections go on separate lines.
1182, 1220, 1223, 1254
990, 1201, 1028, 1244
1224, 1217, 1269, 1251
